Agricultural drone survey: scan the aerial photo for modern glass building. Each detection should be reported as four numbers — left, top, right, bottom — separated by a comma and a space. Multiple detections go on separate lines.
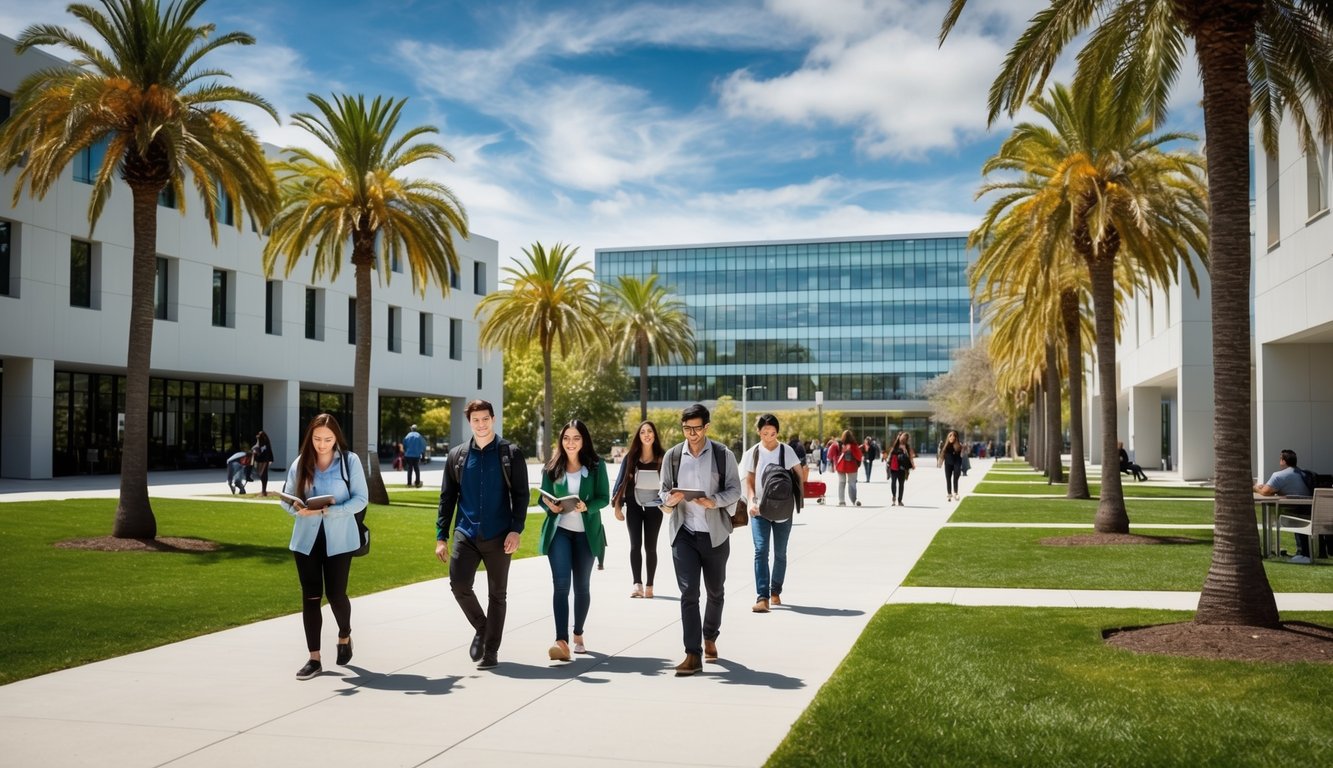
595, 233, 978, 442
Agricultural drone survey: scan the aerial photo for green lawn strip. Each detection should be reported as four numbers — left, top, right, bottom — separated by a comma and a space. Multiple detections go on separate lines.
973, 481, 1214, 498
902, 526, 1331, 592
0, 498, 545, 685
767, 605, 1333, 768
949, 497, 1216, 525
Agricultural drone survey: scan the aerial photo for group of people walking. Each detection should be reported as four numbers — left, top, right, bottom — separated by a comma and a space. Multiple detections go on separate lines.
275, 401, 974, 680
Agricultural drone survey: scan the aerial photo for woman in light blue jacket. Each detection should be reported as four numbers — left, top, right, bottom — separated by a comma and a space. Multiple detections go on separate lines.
279, 413, 369, 681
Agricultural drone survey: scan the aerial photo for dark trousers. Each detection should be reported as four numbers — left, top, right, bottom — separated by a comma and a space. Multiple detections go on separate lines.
945, 464, 961, 494
625, 500, 663, 586
672, 529, 729, 656
863, 459, 874, 481
449, 530, 512, 656
293, 525, 353, 652
405, 456, 422, 486
548, 528, 595, 642
890, 469, 908, 502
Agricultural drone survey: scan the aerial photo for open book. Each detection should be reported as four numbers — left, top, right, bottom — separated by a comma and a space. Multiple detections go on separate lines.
539, 489, 581, 513
669, 488, 708, 501
277, 491, 336, 510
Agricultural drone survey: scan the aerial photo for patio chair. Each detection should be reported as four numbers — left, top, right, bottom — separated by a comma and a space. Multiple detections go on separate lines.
1277, 487, 1333, 563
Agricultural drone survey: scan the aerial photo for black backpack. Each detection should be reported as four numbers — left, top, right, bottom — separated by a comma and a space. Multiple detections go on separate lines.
667, 440, 738, 520
752, 444, 798, 522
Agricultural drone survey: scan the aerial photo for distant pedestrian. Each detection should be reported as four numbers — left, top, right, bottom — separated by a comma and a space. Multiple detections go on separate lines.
861, 436, 879, 482
942, 431, 965, 502
403, 425, 425, 488
226, 449, 250, 495
251, 430, 275, 496
886, 432, 915, 506
834, 430, 863, 506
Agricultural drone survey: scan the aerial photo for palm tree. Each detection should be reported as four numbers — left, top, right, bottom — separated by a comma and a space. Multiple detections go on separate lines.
602, 275, 697, 422
942, 0, 1333, 628
477, 242, 604, 462
263, 93, 467, 505
0, 0, 276, 538
968, 79, 1208, 532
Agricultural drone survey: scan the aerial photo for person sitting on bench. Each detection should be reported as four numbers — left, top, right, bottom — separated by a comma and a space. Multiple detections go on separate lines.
1118, 441, 1148, 481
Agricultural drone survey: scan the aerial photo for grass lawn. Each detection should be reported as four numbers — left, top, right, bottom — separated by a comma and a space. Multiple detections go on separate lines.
767, 605, 1333, 767
949, 496, 1217, 525
0, 497, 546, 685
972, 480, 1215, 498
903, 526, 1332, 592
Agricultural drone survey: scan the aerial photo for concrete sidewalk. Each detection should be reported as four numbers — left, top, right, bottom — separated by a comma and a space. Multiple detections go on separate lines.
3, 457, 1327, 767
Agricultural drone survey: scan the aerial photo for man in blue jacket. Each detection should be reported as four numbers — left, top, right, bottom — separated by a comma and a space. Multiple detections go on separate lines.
435, 400, 529, 670
403, 425, 426, 488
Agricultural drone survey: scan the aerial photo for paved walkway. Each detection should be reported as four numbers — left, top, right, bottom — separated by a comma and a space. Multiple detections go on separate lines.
1, 458, 1328, 767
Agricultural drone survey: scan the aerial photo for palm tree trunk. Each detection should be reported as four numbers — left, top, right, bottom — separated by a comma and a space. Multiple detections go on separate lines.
542, 338, 554, 463
1044, 344, 1064, 484
638, 337, 649, 423
1190, 5, 1277, 626
1062, 290, 1089, 499
1028, 393, 1040, 469
354, 238, 389, 505
113, 183, 159, 538
1088, 255, 1128, 533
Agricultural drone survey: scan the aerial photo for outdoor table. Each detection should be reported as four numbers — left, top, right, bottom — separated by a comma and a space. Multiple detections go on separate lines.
1254, 495, 1313, 557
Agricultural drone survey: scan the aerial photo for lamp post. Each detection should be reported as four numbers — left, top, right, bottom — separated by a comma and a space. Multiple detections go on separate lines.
740, 375, 766, 458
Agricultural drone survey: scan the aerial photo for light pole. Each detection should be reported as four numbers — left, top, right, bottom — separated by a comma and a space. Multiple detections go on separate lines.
740, 374, 766, 458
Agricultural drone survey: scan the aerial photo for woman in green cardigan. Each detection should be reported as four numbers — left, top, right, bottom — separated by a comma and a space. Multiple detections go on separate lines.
539, 419, 609, 661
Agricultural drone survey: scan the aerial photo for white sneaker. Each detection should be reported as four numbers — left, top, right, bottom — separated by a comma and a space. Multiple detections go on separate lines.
1289, 555, 1312, 564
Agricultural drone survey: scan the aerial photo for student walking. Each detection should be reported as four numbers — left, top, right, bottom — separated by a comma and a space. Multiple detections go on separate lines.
278, 413, 369, 681
658, 403, 742, 677
742, 414, 805, 613
539, 420, 609, 660
611, 420, 666, 599
942, 430, 965, 501
861, 436, 879, 482
886, 432, 915, 506
402, 425, 425, 488
251, 430, 275, 496
834, 430, 863, 506
435, 400, 530, 671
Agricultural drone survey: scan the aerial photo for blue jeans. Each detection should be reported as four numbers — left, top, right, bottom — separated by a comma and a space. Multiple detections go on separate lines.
547, 528, 594, 642
751, 515, 792, 600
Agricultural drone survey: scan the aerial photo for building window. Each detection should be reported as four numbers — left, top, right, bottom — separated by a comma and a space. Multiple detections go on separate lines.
477, 367, 483, 390
449, 266, 460, 290
347, 297, 356, 345
1308, 146, 1328, 218
70, 239, 94, 308
419, 311, 432, 356
391, 251, 402, 273
1266, 148, 1281, 247
158, 185, 176, 209
265, 280, 281, 335
211, 269, 232, 327
473, 261, 486, 295
155, 257, 169, 320
73, 138, 109, 184
450, 318, 463, 360
387, 305, 401, 352
305, 287, 323, 341
0, 219, 12, 297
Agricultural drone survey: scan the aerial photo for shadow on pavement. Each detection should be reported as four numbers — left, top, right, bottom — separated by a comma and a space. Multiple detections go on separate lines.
491, 653, 674, 680
334, 666, 463, 696
775, 603, 865, 618
709, 658, 805, 689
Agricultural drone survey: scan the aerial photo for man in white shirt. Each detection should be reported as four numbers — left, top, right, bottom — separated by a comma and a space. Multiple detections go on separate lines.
742, 414, 807, 613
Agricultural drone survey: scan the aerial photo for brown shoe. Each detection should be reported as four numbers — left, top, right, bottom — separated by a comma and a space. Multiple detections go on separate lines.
548, 640, 570, 661
770, 594, 782, 606
674, 653, 702, 677
704, 638, 718, 661
752, 598, 770, 613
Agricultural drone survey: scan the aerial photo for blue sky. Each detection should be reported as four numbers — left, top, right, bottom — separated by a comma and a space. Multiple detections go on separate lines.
2, 0, 1205, 269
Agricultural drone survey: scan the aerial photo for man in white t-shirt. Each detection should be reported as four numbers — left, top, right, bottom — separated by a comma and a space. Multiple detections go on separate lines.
743, 414, 807, 613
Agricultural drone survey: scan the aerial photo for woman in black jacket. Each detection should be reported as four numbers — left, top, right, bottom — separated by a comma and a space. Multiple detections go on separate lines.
941, 430, 965, 502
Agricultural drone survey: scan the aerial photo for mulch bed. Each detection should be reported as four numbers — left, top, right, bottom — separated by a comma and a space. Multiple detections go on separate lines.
1042, 533, 1203, 546
55, 536, 220, 553
1106, 621, 1333, 663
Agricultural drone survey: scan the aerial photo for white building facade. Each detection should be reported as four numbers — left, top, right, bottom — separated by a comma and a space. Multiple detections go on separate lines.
0, 35, 503, 479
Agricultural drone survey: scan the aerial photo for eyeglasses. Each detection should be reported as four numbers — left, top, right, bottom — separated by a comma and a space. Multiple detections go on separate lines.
681, 424, 706, 435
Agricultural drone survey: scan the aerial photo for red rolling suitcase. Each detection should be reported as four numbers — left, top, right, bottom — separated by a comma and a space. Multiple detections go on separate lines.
803, 480, 827, 504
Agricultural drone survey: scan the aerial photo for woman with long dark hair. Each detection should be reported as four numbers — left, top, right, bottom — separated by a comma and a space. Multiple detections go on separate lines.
538, 419, 609, 660
942, 430, 965, 502
278, 413, 369, 680
251, 430, 275, 496
610, 420, 666, 598
834, 429, 863, 506
886, 432, 916, 506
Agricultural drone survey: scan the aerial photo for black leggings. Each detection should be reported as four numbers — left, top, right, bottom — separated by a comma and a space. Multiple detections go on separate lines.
945, 464, 961, 495
293, 525, 353, 652
890, 469, 908, 502
625, 499, 663, 586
